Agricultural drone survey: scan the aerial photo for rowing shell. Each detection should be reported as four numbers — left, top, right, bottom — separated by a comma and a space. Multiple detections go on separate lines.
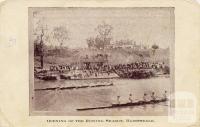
77, 99, 167, 111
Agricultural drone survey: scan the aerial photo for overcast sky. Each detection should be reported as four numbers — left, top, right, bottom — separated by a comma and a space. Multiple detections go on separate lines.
31, 7, 174, 49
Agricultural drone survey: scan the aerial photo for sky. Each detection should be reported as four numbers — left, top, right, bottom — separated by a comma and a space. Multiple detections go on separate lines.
30, 7, 174, 49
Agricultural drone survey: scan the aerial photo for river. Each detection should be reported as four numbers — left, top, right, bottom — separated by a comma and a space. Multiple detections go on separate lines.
33, 76, 172, 116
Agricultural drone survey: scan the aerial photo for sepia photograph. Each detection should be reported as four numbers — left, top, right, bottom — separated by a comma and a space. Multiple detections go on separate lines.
29, 7, 174, 116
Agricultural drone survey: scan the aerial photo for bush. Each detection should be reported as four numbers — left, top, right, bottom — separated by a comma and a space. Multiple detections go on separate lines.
163, 65, 170, 74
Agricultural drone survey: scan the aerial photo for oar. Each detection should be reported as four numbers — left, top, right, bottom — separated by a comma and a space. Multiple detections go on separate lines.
154, 97, 169, 106
156, 102, 169, 106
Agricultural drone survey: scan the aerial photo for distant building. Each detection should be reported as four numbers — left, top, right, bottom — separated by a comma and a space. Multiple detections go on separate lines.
107, 40, 149, 50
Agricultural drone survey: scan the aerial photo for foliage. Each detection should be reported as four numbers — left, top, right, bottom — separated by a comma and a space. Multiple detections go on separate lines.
152, 44, 159, 50
52, 26, 70, 47
87, 22, 113, 49
151, 44, 159, 55
163, 65, 170, 74
87, 37, 95, 48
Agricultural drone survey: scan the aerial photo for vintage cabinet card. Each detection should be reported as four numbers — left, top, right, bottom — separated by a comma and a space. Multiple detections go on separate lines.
0, 0, 199, 127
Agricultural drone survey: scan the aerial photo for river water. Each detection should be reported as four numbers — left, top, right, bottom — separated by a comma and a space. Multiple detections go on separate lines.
33, 76, 172, 116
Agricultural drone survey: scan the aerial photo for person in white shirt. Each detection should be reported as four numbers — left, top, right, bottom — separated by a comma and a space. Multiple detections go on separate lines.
129, 94, 133, 103
151, 92, 156, 101
117, 96, 120, 104
163, 90, 168, 100
143, 93, 147, 102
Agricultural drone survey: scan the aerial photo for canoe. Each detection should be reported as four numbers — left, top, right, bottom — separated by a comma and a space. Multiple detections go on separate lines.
77, 99, 167, 111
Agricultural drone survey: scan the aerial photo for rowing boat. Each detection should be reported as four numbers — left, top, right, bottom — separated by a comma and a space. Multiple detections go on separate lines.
34, 83, 114, 91
77, 99, 167, 111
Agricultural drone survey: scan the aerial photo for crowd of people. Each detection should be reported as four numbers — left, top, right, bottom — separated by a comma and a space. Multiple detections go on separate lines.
46, 61, 169, 79
49, 61, 166, 73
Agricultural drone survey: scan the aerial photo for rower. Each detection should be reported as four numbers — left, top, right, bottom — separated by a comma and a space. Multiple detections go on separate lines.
151, 92, 156, 101
143, 93, 147, 102
55, 87, 60, 94
129, 94, 133, 103
117, 96, 120, 104
163, 90, 168, 100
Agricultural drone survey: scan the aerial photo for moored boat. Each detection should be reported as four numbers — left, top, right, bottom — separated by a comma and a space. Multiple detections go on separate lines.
114, 69, 155, 79
35, 69, 58, 80
60, 70, 119, 80
60, 74, 71, 79
36, 75, 57, 80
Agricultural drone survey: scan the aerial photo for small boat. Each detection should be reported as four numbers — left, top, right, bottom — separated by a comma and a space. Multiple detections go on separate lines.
36, 75, 57, 81
114, 69, 155, 79
77, 99, 167, 111
60, 74, 71, 79
59, 71, 119, 80
35, 83, 114, 91
35, 69, 58, 81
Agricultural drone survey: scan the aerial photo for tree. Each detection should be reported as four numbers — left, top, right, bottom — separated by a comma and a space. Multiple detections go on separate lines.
52, 26, 70, 47
87, 37, 95, 49
34, 36, 40, 56
33, 17, 48, 69
94, 22, 113, 49
151, 44, 159, 55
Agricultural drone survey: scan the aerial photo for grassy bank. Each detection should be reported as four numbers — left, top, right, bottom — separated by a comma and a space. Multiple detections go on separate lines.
34, 48, 170, 69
